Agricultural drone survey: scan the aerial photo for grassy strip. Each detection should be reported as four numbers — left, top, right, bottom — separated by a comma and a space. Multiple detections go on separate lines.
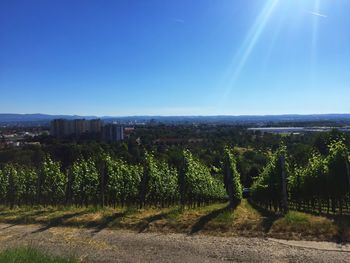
270, 211, 336, 241
0, 247, 76, 263
0, 200, 349, 242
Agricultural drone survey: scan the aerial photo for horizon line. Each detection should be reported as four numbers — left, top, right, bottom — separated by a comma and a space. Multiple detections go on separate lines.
2, 112, 350, 118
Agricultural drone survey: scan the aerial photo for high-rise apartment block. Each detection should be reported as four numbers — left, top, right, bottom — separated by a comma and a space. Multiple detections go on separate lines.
89, 119, 102, 133
50, 119, 124, 142
102, 124, 124, 142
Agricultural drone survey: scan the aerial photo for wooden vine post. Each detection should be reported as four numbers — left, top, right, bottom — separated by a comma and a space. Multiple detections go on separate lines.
280, 155, 289, 214
345, 156, 350, 191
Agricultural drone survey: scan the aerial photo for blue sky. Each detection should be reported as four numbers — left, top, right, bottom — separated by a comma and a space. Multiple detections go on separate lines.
0, 0, 349, 116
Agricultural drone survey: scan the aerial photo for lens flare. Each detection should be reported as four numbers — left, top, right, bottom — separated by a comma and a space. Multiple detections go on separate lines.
218, 0, 280, 107
310, 0, 321, 82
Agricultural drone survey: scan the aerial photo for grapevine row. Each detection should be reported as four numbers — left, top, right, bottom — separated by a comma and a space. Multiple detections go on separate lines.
0, 149, 242, 207
251, 140, 350, 215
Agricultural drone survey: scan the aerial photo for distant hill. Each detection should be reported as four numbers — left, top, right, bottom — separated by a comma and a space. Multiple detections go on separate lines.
0, 113, 97, 125
1, 113, 350, 126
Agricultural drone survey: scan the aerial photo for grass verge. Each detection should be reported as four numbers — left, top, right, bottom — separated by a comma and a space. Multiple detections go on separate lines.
0, 247, 76, 263
0, 200, 349, 242
270, 211, 337, 241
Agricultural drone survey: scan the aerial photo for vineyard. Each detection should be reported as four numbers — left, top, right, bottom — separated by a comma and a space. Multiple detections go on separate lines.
1, 139, 350, 216
0, 149, 241, 208
251, 139, 350, 215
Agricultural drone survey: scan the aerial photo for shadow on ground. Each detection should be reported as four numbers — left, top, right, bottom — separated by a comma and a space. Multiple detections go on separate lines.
89, 212, 126, 235
248, 201, 280, 233
137, 213, 169, 233
189, 203, 236, 235
0, 210, 51, 227
0, 224, 17, 230
32, 211, 88, 233
328, 215, 350, 243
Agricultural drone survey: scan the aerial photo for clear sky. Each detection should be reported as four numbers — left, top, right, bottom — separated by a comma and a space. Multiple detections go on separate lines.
0, 0, 349, 116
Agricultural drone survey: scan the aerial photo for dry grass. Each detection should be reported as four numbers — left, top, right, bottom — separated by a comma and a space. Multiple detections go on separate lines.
0, 201, 349, 242
270, 211, 337, 241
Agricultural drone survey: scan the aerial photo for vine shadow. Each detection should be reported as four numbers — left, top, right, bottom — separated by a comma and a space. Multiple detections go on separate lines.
89, 212, 126, 235
189, 203, 235, 235
32, 211, 87, 233
137, 212, 168, 233
247, 200, 280, 233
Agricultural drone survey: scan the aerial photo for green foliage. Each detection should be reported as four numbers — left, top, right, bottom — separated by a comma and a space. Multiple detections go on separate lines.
288, 140, 350, 213
0, 168, 9, 203
105, 155, 142, 205
39, 157, 66, 205
0, 134, 348, 212
181, 149, 227, 204
3, 164, 22, 205
18, 167, 38, 205
289, 153, 328, 203
0, 165, 38, 205
253, 139, 350, 214
0, 150, 227, 207
326, 140, 350, 199
313, 129, 350, 155
251, 143, 289, 209
143, 152, 179, 204
283, 211, 309, 224
223, 147, 243, 202
71, 158, 99, 205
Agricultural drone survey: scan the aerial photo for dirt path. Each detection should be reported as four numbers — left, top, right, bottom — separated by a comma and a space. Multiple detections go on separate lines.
0, 223, 349, 263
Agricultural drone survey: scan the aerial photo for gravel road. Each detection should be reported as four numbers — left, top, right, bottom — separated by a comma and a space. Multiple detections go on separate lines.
0, 223, 349, 263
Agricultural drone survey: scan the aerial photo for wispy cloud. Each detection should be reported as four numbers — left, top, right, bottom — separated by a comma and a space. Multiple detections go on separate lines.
308, 11, 327, 18
173, 18, 185, 23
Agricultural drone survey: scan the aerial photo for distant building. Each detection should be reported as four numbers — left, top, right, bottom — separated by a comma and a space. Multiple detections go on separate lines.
50, 119, 102, 138
89, 119, 102, 134
50, 119, 66, 138
74, 119, 89, 135
50, 119, 123, 142
102, 124, 124, 142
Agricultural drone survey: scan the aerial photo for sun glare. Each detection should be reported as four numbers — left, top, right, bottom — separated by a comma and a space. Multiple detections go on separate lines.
218, 0, 280, 106
310, 0, 321, 81
218, 0, 326, 110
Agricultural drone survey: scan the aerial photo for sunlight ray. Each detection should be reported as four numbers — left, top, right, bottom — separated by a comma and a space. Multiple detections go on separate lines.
310, 0, 321, 81
218, 0, 280, 106
260, 9, 287, 75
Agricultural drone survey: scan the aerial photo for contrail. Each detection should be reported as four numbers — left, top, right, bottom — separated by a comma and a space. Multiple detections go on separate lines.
173, 18, 185, 23
309, 11, 327, 18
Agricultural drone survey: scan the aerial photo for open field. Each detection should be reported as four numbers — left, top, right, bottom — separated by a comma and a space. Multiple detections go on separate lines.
0, 200, 349, 242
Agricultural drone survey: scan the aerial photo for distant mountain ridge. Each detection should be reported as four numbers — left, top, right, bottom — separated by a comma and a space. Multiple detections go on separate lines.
0, 113, 98, 123
1, 113, 350, 125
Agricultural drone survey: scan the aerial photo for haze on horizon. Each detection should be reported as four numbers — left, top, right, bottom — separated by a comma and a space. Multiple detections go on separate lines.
1, 0, 349, 116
